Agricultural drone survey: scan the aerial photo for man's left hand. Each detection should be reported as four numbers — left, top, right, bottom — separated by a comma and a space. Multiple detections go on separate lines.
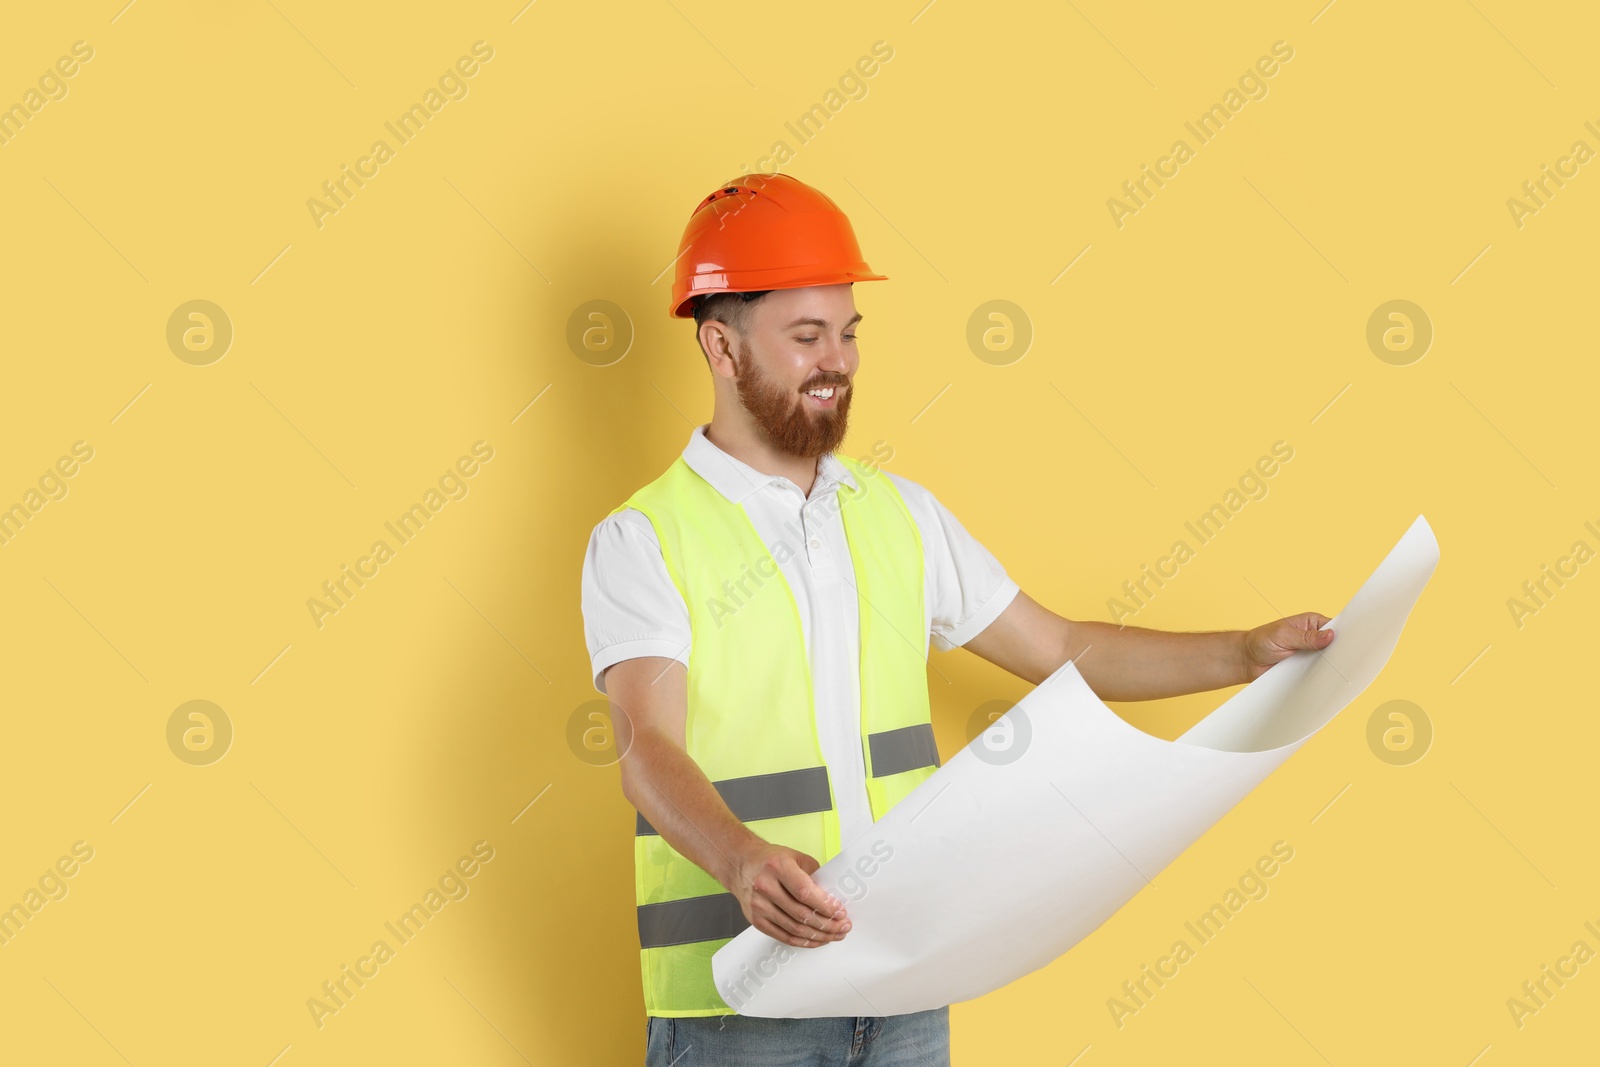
1241, 612, 1335, 682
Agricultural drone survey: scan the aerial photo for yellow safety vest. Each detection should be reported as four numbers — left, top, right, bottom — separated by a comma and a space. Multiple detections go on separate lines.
612, 451, 939, 1017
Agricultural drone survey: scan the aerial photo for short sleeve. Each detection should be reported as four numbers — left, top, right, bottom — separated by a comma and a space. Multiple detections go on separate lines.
883, 473, 1020, 653
579, 507, 692, 694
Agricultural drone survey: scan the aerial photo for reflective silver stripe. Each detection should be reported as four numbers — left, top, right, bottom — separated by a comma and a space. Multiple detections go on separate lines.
868, 723, 940, 777
637, 892, 750, 949
635, 765, 833, 836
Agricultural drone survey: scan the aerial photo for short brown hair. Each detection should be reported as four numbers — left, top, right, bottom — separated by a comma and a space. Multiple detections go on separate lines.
693, 290, 772, 331
691, 290, 773, 364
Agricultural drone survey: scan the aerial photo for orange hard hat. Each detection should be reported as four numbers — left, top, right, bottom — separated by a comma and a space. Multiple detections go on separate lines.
669, 173, 888, 318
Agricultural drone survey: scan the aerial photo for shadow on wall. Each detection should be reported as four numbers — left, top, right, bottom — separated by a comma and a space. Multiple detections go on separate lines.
422, 174, 697, 1064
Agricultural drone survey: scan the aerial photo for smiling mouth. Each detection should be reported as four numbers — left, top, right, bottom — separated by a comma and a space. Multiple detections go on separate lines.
802, 384, 845, 406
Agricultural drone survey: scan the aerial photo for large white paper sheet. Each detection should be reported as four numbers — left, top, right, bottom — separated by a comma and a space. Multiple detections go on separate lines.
712, 515, 1440, 1017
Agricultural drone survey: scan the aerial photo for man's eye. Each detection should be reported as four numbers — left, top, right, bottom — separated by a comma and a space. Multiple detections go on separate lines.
797, 336, 817, 344
843, 334, 857, 342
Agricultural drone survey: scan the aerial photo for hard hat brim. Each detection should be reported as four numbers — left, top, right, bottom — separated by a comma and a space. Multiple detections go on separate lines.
672, 271, 889, 319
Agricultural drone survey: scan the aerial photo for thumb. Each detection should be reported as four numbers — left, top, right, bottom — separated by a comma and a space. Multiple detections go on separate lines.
1302, 619, 1334, 648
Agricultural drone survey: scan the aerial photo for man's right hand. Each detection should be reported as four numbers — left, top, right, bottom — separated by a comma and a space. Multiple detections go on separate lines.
726, 840, 852, 948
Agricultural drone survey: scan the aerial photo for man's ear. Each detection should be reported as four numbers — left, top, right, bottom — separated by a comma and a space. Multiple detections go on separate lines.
699, 320, 739, 381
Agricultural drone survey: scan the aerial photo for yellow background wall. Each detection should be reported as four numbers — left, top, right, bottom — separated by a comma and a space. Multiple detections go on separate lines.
1, 1, 1594, 1063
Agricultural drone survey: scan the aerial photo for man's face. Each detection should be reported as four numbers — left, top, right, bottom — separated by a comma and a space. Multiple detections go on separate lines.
727, 285, 860, 459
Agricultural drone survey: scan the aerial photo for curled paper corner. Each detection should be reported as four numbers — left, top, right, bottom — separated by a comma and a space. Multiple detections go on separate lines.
712, 513, 1440, 1018
1179, 512, 1439, 753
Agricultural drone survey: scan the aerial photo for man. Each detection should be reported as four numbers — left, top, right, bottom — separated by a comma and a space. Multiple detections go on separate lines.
580, 173, 1335, 1065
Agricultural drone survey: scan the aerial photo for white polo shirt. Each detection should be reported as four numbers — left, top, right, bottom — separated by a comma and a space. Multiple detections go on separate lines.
581, 424, 1020, 847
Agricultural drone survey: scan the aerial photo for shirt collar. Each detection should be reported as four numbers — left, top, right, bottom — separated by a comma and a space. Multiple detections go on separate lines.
682, 424, 858, 505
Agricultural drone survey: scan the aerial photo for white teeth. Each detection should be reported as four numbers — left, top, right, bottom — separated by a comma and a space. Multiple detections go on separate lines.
806, 387, 835, 399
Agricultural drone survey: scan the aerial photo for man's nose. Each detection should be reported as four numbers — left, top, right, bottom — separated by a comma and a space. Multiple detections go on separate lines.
817, 338, 852, 377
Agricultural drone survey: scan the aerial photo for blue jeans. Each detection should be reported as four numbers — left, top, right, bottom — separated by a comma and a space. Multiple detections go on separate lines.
645, 1008, 951, 1066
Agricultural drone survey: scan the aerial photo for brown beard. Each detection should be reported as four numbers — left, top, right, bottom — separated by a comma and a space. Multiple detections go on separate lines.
731, 340, 852, 459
